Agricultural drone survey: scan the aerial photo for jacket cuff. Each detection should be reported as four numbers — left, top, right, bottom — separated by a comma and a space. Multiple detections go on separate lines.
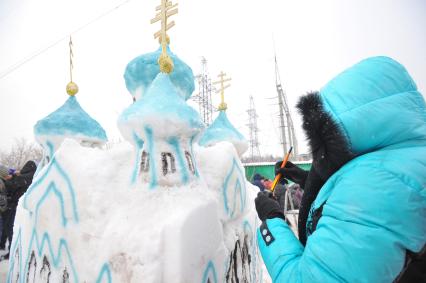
257, 218, 304, 280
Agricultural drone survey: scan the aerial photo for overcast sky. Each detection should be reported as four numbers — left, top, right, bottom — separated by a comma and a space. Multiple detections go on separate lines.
0, 0, 425, 157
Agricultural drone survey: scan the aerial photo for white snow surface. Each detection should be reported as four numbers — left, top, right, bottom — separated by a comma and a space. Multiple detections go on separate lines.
36, 133, 105, 157
118, 74, 203, 146
7, 139, 271, 282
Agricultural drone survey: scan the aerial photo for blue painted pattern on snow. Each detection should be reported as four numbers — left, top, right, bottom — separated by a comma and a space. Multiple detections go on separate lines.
130, 146, 141, 185
23, 228, 79, 283
144, 126, 157, 189
131, 131, 144, 185
168, 136, 189, 184
35, 182, 67, 227
201, 260, 218, 283
6, 229, 22, 283
23, 154, 79, 225
222, 158, 247, 217
96, 263, 112, 283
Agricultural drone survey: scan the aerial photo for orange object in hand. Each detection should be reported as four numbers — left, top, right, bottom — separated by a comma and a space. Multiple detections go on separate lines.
270, 147, 293, 192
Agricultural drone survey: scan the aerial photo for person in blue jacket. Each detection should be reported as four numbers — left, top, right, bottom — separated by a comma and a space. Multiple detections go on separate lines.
255, 56, 426, 283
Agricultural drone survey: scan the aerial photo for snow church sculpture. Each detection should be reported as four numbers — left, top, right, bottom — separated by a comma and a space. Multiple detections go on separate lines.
8, 1, 266, 282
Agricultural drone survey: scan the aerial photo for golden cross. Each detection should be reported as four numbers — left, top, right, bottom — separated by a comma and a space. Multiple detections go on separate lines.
150, 0, 178, 73
213, 71, 231, 111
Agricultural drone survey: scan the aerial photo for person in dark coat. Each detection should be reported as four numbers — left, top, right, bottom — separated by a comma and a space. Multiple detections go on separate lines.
0, 161, 37, 254
0, 180, 7, 213
252, 173, 266, 192
0, 179, 7, 247
0, 165, 11, 248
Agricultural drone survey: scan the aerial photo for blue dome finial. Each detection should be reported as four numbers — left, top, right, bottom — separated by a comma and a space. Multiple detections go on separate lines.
34, 96, 107, 161
124, 46, 195, 101
199, 110, 248, 156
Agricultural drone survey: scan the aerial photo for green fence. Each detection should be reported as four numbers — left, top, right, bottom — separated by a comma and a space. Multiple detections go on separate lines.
244, 161, 312, 182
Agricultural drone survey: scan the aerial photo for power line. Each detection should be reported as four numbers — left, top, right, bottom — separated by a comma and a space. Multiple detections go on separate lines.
247, 95, 261, 161
0, 0, 132, 81
192, 57, 215, 126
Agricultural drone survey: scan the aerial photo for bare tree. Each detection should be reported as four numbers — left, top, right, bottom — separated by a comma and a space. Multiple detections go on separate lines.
0, 138, 43, 169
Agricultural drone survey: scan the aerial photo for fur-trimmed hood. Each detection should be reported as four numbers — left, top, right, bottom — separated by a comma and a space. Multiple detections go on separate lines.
295, 56, 426, 245
313, 57, 425, 156
297, 92, 354, 180
299, 56, 426, 176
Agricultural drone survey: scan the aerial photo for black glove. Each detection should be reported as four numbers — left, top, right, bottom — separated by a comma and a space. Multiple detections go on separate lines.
255, 191, 285, 221
274, 161, 308, 188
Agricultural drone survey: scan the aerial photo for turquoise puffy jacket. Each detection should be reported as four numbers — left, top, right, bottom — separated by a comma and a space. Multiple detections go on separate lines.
258, 57, 426, 282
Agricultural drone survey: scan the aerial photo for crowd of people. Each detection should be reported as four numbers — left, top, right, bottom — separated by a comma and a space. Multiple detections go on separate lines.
251, 170, 304, 211
0, 161, 36, 260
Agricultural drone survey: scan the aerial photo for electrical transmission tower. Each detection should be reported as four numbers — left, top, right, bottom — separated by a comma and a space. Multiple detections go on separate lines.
193, 57, 214, 125
275, 55, 298, 159
247, 95, 261, 161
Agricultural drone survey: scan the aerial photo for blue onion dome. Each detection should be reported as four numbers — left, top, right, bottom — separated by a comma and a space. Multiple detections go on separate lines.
118, 73, 204, 143
34, 96, 107, 153
199, 111, 248, 156
124, 46, 195, 101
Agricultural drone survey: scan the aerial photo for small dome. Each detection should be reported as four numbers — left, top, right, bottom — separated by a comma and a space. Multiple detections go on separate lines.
34, 96, 107, 147
199, 111, 248, 156
118, 73, 204, 142
124, 46, 195, 101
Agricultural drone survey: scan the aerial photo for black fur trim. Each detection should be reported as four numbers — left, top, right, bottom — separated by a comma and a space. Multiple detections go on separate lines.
296, 92, 355, 245
296, 92, 354, 180
297, 166, 325, 245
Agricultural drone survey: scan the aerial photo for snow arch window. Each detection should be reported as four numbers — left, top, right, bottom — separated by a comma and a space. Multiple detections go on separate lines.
161, 152, 176, 175
185, 151, 195, 175
226, 237, 251, 281
40, 255, 51, 281
27, 251, 37, 282
63, 267, 70, 282
10, 246, 20, 282
140, 151, 149, 173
